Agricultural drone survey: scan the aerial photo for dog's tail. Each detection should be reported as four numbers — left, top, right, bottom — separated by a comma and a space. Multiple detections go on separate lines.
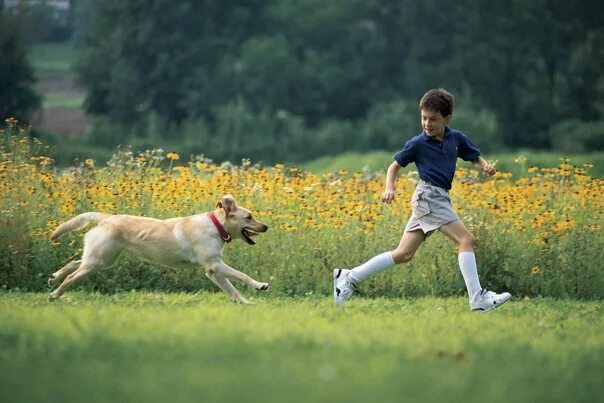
50, 212, 108, 240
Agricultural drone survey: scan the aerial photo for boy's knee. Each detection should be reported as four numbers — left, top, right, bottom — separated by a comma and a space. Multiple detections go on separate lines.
460, 234, 477, 249
392, 249, 414, 264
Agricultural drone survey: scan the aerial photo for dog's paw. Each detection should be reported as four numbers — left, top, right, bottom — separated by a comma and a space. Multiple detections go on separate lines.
47, 293, 59, 302
48, 275, 58, 286
256, 283, 269, 291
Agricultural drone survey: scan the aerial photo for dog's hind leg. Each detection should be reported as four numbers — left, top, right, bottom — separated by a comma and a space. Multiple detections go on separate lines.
48, 260, 81, 286
48, 264, 93, 301
205, 271, 250, 304
48, 228, 122, 301
48, 254, 120, 301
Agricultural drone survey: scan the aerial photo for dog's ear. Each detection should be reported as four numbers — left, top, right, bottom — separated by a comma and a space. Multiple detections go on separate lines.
217, 195, 237, 214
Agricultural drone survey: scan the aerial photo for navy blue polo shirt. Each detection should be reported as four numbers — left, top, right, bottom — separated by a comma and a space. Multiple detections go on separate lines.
393, 127, 481, 190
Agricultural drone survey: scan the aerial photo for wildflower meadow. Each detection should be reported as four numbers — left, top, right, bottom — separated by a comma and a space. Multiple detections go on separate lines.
1, 119, 602, 299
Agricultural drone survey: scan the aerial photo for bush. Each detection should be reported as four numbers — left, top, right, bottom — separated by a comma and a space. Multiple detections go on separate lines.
549, 119, 604, 153
360, 99, 418, 150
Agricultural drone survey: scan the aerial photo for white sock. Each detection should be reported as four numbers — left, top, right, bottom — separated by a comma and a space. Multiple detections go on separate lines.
349, 252, 396, 283
458, 252, 482, 301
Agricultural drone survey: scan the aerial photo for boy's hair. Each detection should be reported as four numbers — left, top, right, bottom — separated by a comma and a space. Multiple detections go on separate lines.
419, 88, 454, 117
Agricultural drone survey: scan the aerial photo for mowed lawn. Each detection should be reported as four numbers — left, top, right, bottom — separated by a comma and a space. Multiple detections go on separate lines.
0, 292, 602, 403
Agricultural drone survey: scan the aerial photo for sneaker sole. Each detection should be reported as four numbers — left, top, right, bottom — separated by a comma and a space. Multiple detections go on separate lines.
472, 293, 512, 312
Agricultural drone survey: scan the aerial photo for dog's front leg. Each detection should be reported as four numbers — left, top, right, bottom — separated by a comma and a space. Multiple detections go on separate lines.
216, 261, 269, 291
205, 271, 250, 304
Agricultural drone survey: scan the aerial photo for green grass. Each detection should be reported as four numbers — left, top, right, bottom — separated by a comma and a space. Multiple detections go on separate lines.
27, 42, 77, 75
41, 91, 85, 108
0, 292, 602, 403
301, 150, 604, 177
27, 42, 84, 109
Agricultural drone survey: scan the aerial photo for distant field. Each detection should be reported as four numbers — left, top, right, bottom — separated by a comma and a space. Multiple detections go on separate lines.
28, 42, 87, 134
27, 42, 77, 75
41, 91, 85, 108
301, 150, 604, 177
0, 292, 602, 403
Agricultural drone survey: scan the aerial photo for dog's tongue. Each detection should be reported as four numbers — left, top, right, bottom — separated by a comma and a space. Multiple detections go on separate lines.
242, 229, 256, 245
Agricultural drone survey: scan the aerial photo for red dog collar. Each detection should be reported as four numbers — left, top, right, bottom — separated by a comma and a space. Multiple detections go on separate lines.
209, 212, 232, 243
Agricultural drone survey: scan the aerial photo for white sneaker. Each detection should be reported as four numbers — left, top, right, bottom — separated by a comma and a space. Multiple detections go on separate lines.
470, 289, 512, 312
333, 269, 356, 306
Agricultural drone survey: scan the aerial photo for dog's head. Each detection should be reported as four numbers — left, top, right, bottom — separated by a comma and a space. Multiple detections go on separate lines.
216, 195, 268, 245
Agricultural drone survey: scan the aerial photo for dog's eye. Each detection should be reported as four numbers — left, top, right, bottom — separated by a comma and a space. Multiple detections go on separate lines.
247, 215, 253, 220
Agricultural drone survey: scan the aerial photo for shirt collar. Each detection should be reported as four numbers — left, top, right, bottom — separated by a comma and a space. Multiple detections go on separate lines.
422, 126, 451, 141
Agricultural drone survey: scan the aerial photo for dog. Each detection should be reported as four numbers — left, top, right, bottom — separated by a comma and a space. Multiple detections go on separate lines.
48, 195, 269, 304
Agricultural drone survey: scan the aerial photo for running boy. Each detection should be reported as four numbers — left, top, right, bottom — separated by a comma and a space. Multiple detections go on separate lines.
333, 88, 511, 311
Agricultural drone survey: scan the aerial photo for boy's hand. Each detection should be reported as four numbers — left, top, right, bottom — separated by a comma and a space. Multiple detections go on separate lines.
474, 157, 497, 176
381, 189, 395, 204
482, 162, 496, 176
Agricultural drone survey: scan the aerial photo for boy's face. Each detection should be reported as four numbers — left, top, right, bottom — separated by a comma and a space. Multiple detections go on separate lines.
421, 109, 451, 138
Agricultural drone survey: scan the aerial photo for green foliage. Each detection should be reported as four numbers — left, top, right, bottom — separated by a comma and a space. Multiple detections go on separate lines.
449, 100, 502, 153
2, 1, 72, 42
75, 96, 504, 165
0, 11, 41, 123
71, 0, 604, 161
549, 119, 604, 153
0, 293, 603, 403
36, 129, 114, 166
359, 99, 418, 151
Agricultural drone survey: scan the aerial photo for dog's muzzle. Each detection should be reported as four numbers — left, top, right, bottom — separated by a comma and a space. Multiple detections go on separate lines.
242, 225, 267, 245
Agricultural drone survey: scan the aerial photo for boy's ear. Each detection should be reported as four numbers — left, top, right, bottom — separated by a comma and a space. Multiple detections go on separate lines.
216, 195, 237, 214
444, 114, 452, 125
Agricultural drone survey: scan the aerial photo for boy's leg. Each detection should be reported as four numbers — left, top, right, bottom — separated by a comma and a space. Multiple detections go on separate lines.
334, 230, 425, 306
439, 220, 511, 310
350, 229, 425, 282
439, 220, 481, 300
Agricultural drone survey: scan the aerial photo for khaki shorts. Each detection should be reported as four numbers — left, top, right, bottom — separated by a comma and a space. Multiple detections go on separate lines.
405, 180, 459, 237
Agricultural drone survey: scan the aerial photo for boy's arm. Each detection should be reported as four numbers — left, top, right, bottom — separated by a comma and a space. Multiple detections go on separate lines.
381, 161, 401, 204
473, 156, 496, 176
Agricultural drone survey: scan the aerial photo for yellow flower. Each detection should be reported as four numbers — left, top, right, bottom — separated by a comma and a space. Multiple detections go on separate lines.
553, 220, 576, 232
4, 117, 18, 127
85, 159, 95, 167
167, 152, 180, 160
531, 266, 541, 275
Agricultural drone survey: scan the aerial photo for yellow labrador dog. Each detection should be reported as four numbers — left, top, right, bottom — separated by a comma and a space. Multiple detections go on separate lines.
48, 195, 269, 304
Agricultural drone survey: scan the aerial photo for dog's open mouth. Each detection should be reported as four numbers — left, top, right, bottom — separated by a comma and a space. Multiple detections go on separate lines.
242, 228, 258, 245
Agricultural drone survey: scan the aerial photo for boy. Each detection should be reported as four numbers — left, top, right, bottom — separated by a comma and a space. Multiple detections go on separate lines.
333, 88, 511, 311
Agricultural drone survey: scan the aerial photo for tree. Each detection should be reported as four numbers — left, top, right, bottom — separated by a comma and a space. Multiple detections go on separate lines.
76, 0, 269, 130
0, 11, 40, 123
74, 0, 604, 161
